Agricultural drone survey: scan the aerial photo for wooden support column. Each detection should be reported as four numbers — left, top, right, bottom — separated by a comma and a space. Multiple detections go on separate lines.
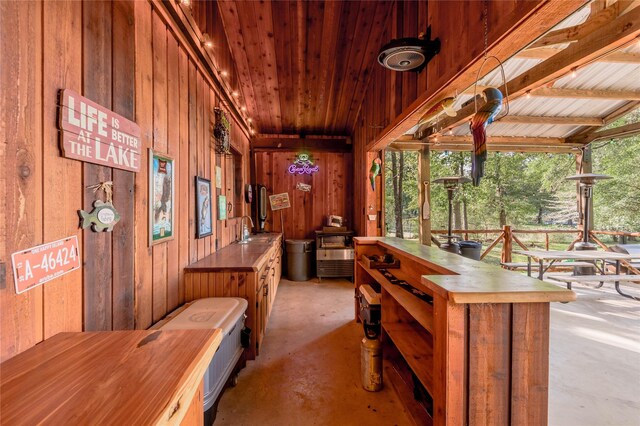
501, 225, 513, 263
576, 146, 593, 234
418, 146, 431, 245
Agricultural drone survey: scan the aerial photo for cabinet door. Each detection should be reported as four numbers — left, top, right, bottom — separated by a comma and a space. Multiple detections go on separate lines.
255, 284, 264, 353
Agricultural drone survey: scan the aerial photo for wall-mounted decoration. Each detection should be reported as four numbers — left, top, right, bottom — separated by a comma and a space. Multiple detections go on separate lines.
11, 236, 81, 294
218, 195, 227, 220
288, 153, 319, 175
296, 182, 311, 192
79, 181, 120, 232
195, 176, 213, 238
245, 184, 253, 203
213, 107, 231, 154
149, 150, 175, 245
215, 166, 222, 189
369, 157, 381, 191
269, 192, 291, 211
58, 89, 141, 172
422, 182, 431, 220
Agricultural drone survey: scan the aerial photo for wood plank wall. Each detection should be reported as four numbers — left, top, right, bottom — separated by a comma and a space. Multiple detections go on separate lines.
253, 151, 353, 239
0, 0, 250, 361
351, 1, 542, 236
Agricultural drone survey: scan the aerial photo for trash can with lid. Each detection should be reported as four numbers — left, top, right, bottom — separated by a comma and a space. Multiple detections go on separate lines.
285, 239, 314, 281
458, 240, 482, 261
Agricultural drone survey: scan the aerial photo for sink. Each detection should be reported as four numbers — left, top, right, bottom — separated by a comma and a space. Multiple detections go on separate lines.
237, 235, 273, 245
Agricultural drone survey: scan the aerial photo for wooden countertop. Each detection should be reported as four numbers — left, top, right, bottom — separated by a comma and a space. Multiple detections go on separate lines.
355, 237, 576, 304
0, 329, 222, 425
185, 233, 281, 272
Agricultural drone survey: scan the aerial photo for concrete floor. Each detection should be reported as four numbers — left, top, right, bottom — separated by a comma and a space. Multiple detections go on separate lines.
215, 278, 412, 426
548, 282, 640, 426
216, 277, 640, 426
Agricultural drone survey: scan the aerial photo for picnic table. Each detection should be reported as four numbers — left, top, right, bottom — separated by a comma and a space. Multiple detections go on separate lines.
514, 250, 638, 300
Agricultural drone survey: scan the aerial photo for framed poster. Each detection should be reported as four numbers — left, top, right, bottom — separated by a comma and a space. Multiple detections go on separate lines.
218, 195, 227, 220
149, 149, 175, 245
195, 176, 213, 238
269, 192, 291, 210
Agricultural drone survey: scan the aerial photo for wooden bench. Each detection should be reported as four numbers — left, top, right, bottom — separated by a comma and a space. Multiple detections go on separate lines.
501, 261, 594, 271
546, 274, 640, 301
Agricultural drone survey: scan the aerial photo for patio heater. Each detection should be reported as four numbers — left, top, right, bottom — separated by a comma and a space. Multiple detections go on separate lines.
433, 176, 471, 254
565, 173, 611, 274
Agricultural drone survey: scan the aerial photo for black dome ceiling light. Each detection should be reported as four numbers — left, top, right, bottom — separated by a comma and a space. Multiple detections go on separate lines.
377, 27, 440, 73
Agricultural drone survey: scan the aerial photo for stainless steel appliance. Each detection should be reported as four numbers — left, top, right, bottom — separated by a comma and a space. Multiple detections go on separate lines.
315, 229, 354, 280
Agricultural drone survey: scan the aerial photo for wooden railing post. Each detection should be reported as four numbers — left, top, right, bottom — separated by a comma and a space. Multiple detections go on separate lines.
545, 233, 550, 251
501, 225, 513, 263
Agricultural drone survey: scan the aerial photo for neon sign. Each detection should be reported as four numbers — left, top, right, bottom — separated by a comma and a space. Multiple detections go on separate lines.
288, 153, 319, 175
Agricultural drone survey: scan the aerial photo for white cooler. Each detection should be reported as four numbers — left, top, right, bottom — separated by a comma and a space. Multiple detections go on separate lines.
160, 297, 247, 416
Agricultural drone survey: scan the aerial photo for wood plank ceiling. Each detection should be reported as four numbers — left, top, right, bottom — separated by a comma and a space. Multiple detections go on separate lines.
217, 0, 395, 136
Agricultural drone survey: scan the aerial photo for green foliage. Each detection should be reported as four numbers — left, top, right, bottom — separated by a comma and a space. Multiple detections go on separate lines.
384, 109, 640, 237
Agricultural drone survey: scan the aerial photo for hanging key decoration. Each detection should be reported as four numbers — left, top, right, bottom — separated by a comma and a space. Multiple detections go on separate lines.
78, 181, 121, 232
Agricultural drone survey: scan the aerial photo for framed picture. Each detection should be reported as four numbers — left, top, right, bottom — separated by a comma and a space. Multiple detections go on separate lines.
215, 166, 222, 189
149, 149, 175, 245
195, 176, 213, 238
218, 195, 227, 220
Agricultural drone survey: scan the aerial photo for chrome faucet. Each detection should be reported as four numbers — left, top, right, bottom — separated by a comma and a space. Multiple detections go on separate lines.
240, 215, 254, 242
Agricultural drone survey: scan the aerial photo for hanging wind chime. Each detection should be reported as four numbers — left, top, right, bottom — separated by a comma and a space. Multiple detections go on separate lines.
469, 0, 510, 187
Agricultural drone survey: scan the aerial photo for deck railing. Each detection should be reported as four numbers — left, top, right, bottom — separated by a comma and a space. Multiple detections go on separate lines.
431, 226, 639, 273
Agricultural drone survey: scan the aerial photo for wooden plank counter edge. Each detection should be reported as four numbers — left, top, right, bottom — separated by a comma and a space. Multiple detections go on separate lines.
0, 329, 223, 425
355, 237, 576, 304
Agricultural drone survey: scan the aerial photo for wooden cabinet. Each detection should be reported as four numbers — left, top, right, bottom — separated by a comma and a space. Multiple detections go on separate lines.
354, 237, 575, 426
184, 234, 282, 359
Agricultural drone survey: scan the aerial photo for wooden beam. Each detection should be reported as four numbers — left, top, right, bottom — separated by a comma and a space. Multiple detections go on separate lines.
416, 6, 640, 141
435, 135, 573, 146
389, 142, 578, 154
567, 121, 640, 143
251, 135, 352, 152
518, 47, 640, 64
431, 144, 578, 154
528, 1, 629, 49
603, 101, 640, 124
531, 87, 640, 101
367, 0, 585, 152
497, 116, 604, 126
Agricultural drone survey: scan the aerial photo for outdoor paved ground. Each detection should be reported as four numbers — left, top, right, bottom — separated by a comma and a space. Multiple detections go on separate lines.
548, 281, 640, 426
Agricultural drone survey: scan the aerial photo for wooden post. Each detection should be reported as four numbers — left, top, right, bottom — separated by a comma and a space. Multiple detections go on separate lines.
418, 146, 431, 245
545, 233, 550, 251
501, 225, 513, 263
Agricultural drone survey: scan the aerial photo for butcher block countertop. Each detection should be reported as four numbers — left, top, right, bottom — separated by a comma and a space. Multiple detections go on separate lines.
185, 233, 281, 272
0, 329, 222, 425
355, 237, 575, 304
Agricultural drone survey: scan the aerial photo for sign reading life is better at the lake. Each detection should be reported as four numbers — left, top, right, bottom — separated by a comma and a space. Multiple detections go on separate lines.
58, 89, 141, 172
11, 237, 81, 294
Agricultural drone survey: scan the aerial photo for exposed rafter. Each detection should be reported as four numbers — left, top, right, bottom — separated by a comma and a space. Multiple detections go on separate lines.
496, 116, 604, 126
568, 121, 640, 144
517, 47, 640, 64
415, 5, 640, 142
390, 141, 578, 154
531, 87, 640, 101
527, 1, 631, 49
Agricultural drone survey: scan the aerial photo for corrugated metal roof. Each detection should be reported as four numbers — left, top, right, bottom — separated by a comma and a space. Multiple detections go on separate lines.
405, 2, 640, 145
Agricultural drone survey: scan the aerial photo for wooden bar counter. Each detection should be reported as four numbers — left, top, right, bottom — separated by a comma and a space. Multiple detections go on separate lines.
354, 237, 575, 426
0, 329, 222, 426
